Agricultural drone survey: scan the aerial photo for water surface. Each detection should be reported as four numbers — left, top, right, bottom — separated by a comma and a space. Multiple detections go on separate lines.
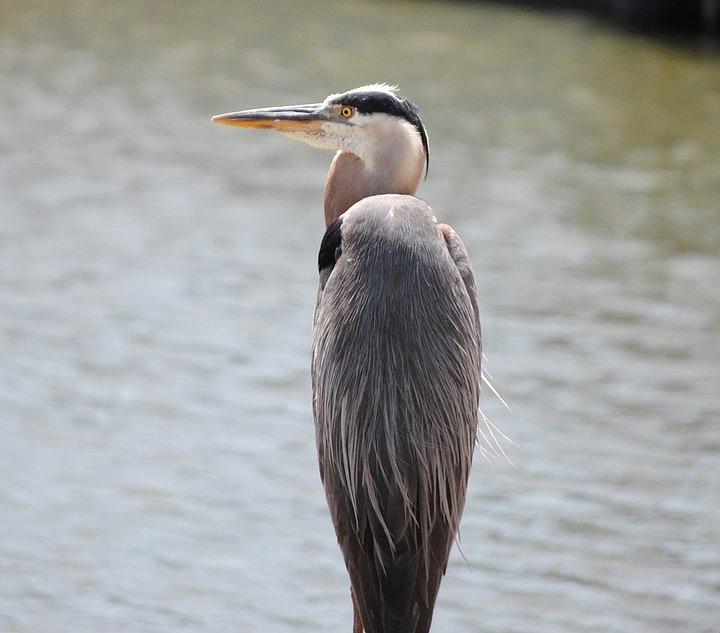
1, 1, 719, 631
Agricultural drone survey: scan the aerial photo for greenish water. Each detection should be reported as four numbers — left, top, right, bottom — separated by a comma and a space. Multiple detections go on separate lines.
1, 1, 718, 632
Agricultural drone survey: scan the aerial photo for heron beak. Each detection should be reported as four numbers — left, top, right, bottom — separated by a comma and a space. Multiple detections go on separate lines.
211, 103, 327, 132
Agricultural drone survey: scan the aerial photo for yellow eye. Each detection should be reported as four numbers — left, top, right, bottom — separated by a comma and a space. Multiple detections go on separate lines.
340, 105, 354, 119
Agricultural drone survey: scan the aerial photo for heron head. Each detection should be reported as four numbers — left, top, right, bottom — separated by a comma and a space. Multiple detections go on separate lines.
212, 84, 429, 177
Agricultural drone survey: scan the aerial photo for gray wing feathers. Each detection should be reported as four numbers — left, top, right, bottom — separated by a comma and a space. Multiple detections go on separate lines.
439, 223, 481, 339
313, 199, 481, 633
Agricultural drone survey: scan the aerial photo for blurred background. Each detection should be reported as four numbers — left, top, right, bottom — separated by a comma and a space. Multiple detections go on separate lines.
1, 1, 719, 632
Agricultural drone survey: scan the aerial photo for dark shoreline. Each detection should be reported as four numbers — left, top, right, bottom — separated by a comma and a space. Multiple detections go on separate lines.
457, 0, 720, 35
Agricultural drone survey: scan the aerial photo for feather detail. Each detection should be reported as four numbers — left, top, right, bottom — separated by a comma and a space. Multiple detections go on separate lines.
313, 196, 480, 633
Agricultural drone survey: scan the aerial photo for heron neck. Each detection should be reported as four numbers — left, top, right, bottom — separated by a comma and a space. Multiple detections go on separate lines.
323, 147, 424, 227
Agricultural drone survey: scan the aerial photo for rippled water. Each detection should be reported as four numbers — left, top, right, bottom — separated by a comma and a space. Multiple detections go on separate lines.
1, 1, 719, 631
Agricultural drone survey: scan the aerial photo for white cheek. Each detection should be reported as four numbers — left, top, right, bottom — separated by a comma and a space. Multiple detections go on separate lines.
320, 121, 369, 158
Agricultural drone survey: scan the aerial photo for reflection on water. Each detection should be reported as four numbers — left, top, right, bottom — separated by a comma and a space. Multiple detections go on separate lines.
1, 1, 718, 632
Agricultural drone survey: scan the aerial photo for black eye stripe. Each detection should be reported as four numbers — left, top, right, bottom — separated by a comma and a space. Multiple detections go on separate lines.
337, 91, 411, 118
332, 90, 430, 176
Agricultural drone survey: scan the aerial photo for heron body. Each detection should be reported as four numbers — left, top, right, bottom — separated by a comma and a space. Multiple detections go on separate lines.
213, 85, 481, 633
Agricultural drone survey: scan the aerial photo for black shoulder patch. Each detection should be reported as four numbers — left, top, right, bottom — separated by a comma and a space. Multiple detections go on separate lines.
318, 218, 343, 273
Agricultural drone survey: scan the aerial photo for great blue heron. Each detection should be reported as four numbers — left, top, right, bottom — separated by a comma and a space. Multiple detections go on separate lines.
213, 84, 481, 633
